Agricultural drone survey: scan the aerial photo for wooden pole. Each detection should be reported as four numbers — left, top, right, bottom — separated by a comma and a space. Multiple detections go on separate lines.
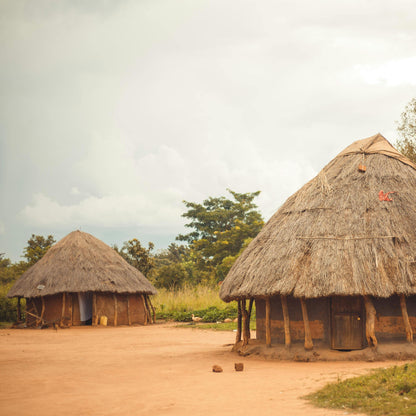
148, 296, 156, 323
281, 295, 291, 348
127, 295, 131, 326
17, 297, 21, 322
68, 294, 72, 326
242, 299, 249, 346
300, 298, 313, 350
247, 298, 254, 340
92, 293, 98, 326
265, 297, 271, 348
113, 294, 118, 326
235, 300, 242, 344
60, 292, 66, 327
40, 296, 45, 325
141, 295, 148, 325
400, 294, 413, 343
364, 295, 378, 348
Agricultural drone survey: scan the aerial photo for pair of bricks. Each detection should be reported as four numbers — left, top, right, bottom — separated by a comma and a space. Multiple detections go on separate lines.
212, 363, 244, 372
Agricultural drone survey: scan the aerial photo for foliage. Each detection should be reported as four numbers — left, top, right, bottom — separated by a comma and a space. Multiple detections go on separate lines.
396, 98, 416, 163
306, 362, 416, 415
0, 234, 55, 322
176, 189, 264, 283
116, 239, 155, 275
152, 283, 225, 313
23, 234, 56, 266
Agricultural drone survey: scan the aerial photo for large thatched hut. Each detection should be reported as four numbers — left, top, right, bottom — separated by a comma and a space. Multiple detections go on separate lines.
8, 230, 157, 327
220, 134, 416, 351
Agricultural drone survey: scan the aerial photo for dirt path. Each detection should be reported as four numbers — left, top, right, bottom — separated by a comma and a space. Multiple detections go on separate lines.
0, 323, 402, 416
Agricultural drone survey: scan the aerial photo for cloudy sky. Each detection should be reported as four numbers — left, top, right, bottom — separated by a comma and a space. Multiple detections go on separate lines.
1, 0, 415, 261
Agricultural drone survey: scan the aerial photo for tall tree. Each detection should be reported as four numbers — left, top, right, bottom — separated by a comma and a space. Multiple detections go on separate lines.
23, 234, 56, 266
117, 239, 155, 275
396, 98, 416, 163
177, 189, 264, 282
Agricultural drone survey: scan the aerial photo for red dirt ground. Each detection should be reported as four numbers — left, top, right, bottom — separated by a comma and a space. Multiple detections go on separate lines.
0, 323, 407, 416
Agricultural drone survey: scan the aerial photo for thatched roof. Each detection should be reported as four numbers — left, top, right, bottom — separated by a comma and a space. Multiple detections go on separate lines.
220, 133, 416, 301
8, 231, 157, 298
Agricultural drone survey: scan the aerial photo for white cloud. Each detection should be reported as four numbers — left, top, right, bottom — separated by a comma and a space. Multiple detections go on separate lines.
355, 57, 416, 86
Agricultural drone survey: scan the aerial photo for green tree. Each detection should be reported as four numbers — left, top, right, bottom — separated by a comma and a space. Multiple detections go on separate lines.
177, 189, 264, 282
117, 239, 155, 275
151, 243, 191, 289
23, 234, 56, 266
396, 98, 416, 163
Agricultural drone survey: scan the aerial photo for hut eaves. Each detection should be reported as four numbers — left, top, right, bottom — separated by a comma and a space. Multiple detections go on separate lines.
8, 230, 157, 298
219, 134, 416, 302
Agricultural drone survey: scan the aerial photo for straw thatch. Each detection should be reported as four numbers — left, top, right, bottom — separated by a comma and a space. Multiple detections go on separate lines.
8, 230, 157, 298
220, 134, 416, 302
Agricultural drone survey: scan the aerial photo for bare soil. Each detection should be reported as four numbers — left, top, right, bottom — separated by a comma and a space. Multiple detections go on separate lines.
0, 323, 407, 416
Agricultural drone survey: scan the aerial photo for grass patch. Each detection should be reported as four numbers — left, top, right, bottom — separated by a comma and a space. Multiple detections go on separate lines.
176, 321, 256, 331
153, 284, 255, 323
306, 362, 416, 415
0, 322, 13, 329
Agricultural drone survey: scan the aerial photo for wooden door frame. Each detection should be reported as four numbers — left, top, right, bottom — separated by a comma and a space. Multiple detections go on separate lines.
330, 296, 366, 350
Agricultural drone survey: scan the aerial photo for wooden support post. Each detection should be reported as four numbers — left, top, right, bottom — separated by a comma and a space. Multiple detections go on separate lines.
265, 297, 271, 348
40, 296, 45, 324
242, 299, 249, 346
127, 295, 131, 326
68, 294, 72, 326
148, 296, 156, 323
235, 300, 242, 344
92, 293, 98, 326
141, 295, 148, 325
300, 298, 313, 350
364, 295, 378, 348
60, 292, 66, 327
400, 294, 413, 343
17, 297, 21, 322
247, 298, 254, 335
281, 295, 291, 348
113, 294, 118, 326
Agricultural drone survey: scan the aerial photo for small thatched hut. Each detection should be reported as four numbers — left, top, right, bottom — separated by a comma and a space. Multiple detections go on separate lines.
8, 230, 157, 327
220, 134, 416, 351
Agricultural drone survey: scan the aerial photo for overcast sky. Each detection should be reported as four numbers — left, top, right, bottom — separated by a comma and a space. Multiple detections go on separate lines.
1, 0, 415, 261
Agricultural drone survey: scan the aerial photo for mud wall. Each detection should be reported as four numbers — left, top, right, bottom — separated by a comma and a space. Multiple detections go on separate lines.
374, 295, 416, 341
26, 292, 147, 326
256, 296, 330, 345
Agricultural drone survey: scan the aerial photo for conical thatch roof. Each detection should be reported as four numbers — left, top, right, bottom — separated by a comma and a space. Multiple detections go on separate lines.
8, 231, 157, 298
220, 133, 416, 301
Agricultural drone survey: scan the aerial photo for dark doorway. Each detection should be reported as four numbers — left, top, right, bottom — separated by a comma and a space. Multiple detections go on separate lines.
331, 296, 365, 350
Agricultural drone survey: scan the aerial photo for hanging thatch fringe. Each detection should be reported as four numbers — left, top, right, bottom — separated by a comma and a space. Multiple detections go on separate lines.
7, 230, 157, 299
219, 134, 416, 302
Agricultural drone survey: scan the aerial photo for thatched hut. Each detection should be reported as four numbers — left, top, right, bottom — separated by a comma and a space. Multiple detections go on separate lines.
8, 230, 157, 327
220, 134, 416, 351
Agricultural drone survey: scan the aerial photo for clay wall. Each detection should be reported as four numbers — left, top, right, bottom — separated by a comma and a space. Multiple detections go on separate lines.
256, 296, 330, 344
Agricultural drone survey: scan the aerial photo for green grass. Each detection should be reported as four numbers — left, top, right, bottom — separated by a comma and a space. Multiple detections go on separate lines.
176, 321, 256, 331
152, 284, 255, 324
153, 284, 226, 313
306, 362, 416, 415
0, 322, 13, 329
